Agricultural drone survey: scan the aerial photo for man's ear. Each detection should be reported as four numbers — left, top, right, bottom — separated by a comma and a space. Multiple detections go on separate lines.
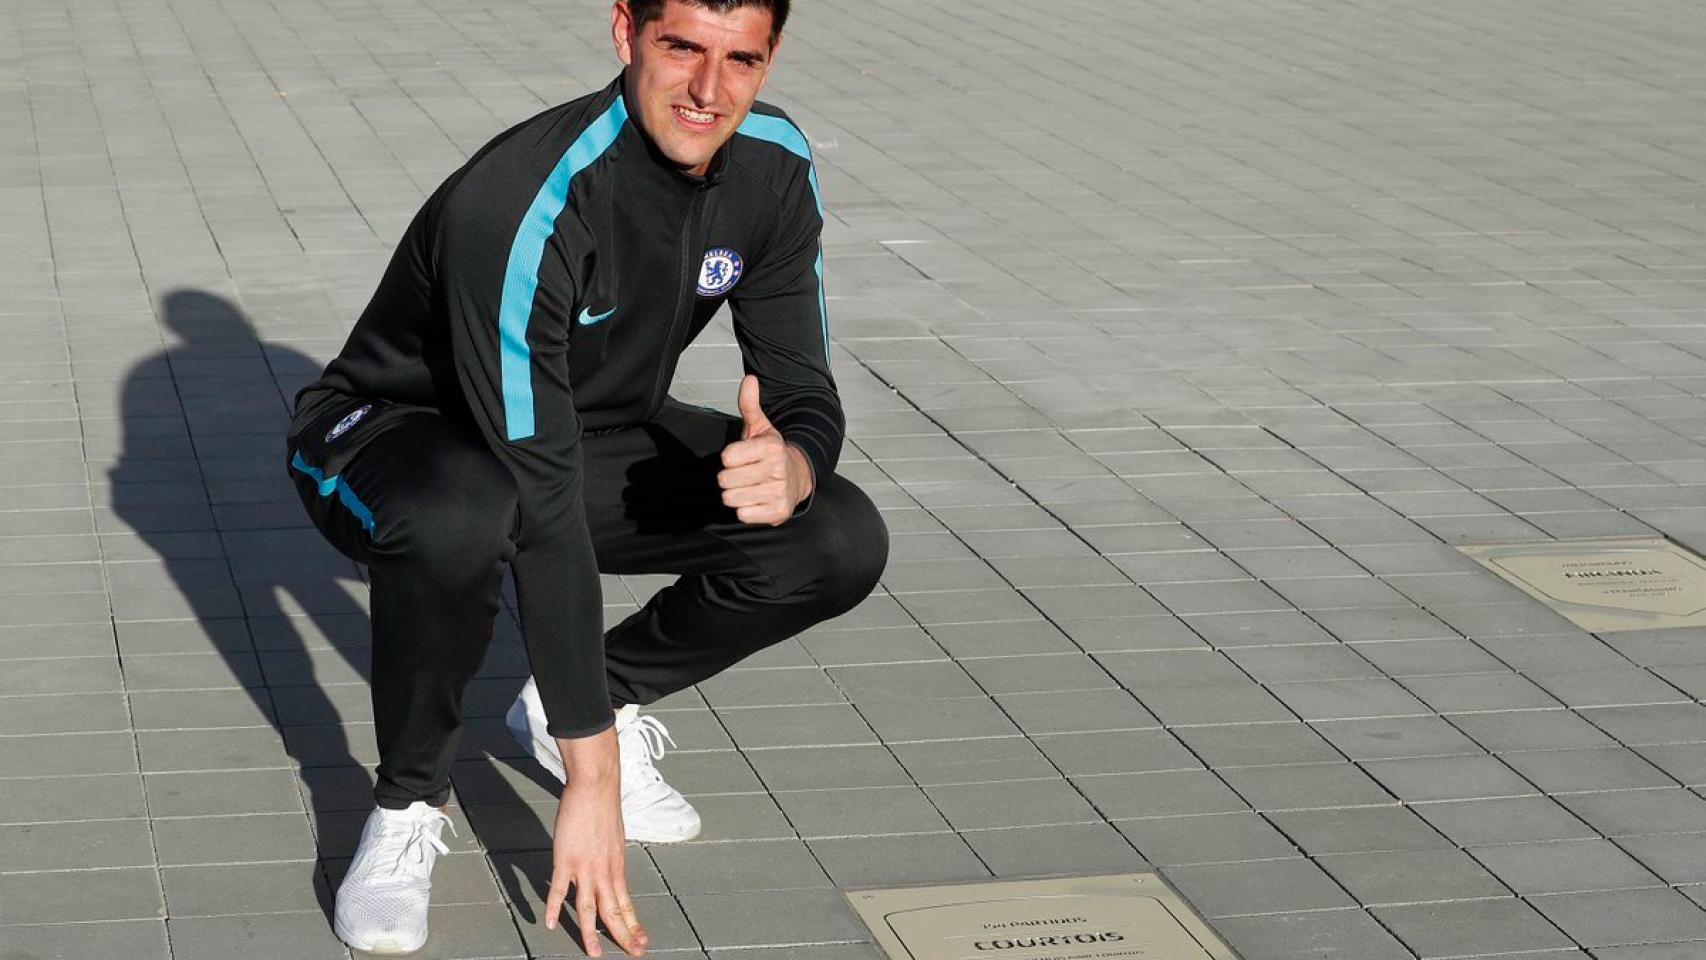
612, 1, 636, 65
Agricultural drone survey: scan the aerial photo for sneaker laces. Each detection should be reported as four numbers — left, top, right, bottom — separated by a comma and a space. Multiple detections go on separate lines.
370, 810, 455, 886
619, 713, 676, 788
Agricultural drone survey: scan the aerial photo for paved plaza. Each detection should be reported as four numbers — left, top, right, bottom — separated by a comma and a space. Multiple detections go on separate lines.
5, 0, 1706, 956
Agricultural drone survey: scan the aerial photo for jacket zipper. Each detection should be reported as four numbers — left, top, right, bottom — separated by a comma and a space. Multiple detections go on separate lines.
645, 183, 708, 419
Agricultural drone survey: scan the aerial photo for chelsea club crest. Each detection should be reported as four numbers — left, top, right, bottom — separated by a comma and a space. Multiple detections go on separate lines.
325, 404, 373, 442
697, 247, 743, 296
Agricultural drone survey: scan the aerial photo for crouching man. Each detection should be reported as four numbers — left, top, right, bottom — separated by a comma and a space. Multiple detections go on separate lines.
285, 0, 887, 953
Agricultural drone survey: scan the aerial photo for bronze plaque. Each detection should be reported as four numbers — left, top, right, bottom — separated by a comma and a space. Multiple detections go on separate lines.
845, 873, 1239, 960
1458, 537, 1706, 632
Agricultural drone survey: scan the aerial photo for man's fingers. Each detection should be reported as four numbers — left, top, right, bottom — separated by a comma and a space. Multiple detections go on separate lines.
737, 374, 769, 439
736, 504, 786, 526
716, 461, 774, 490
578, 893, 603, 957
720, 437, 773, 468
544, 876, 570, 931
598, 881, 648, 956
721, 483, 783, 508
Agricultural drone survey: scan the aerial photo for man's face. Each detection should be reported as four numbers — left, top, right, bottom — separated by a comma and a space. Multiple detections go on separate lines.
614, 1, 778, 176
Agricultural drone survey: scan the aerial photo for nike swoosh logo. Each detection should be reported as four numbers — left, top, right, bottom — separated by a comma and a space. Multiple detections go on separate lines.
577, 305, 615, 326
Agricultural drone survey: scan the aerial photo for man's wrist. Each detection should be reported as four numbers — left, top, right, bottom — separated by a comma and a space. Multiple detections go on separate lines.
784, 441, 815, 506
556, 727, 619, 786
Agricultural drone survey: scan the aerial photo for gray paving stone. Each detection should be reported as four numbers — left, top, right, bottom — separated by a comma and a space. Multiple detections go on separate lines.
0, 730, 138, 778
1112, 812, 1298, 866
1363, 755, 1538, 803
1073, 770, 1248, 820
0, 818, 156, 871
160, 860, 331, 918
963, 821, 1147, 877
486, 846, 665, 904
1033, 728, 1201, 776
715, 704, 877, 749
957, 652, 1117, 694
828, 660, 981, 702
167, 911, 352, 960
1450, 709, 1620, 753
1500, 748, 1677, 794
1163, 857, 1357, 917
924, 778, 1099, 829
1054, 615, 1207, 653
1415, 797, 1600, 847
1401, 671, 1563, 714
800, 624, 949, 664
1619, 833, 1706, 886
1212, 910, 1413, 960
151, 812, 317, 866
387, 902, 527, 959
1219, 761, 1394, 812
856, 695, 1020, 741
0, 918, 170, 960
144, 768, 305, 817
994, 689, 1158, 734
746, 744, 913, 791
1531, 888, 1706, 948
1269, 806, 1451, 856
649, 839, 831, 893
710, 945, 882, 960
809, 832, 991, 887
772, 785, 950, 839
1595, 945, 1706, 960
0, 692, 131, 736
0, 774, 148, 824
0, 656, 123, 696
1373, 899, 1574, 958
1348, 637, 1507, 677
1312, 715, 1485, 760
1267, 678, 1431, 721
678, 888, 868, 950
1318, 848, 1507, 905
1559, 789, 1706, 837
1470, 839, 1663, 896
0, 867, 164, 924
136, 727, 289, 773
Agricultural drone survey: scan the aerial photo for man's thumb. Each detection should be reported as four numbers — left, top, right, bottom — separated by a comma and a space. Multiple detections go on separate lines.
738, 374, 769, 437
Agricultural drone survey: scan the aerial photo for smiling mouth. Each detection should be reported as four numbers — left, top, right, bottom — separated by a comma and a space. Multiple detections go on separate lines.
672, 104, 719, 128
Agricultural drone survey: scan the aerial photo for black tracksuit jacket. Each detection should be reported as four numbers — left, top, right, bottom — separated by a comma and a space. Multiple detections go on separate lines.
288, 73, 842, 737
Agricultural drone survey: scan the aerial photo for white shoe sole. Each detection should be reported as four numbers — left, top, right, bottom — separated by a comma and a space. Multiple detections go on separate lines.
333, 917, 426, 955
504, 691, 702, 843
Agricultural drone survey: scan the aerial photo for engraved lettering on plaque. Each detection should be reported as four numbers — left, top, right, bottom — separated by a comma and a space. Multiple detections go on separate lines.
846, 874, 1239, 960
1459, 537, 1706, 633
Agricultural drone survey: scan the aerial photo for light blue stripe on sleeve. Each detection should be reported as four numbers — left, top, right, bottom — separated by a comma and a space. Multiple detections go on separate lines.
735, 112, 830, 367
291, 451, 376, 534
498, 97, 629, 441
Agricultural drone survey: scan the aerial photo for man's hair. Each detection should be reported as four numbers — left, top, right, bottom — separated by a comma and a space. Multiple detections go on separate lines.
626, 0, 789, 45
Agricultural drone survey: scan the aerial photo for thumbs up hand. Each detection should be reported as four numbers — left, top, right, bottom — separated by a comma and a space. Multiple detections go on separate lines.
737, 373, 770, 440
718, 375, 814, 525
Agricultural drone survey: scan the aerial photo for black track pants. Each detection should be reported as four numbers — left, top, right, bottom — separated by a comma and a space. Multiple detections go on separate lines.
287, 401, 888, 809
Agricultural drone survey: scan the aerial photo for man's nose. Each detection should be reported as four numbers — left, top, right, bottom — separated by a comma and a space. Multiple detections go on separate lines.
688, 56, 721, 106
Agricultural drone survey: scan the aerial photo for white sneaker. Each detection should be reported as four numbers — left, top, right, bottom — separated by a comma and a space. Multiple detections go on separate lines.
505, 677, 702, 843
333, 801, 455, 955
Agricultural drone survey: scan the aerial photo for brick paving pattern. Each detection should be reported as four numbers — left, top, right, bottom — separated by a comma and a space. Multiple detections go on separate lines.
4, 0, 1706, 957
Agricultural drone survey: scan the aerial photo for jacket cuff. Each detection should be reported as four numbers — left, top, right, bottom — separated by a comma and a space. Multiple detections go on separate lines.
784, 436, 824, 518
546, 710, 615, 740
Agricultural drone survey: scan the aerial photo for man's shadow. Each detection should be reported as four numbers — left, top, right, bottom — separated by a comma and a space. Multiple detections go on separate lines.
112, 289, 572, 935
